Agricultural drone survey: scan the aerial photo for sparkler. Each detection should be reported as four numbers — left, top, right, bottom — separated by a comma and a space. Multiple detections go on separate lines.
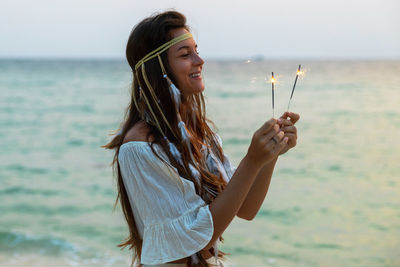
266, 65, 304, 118
287, 64, 302, 112
271, 72, 276, 118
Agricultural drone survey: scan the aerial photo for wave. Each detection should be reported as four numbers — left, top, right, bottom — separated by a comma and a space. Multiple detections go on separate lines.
257, 206, 303, 225
0, 186, 59, 196
0, 230, 130, 266
6, 164, 48, 174
1, 203, 112, 216
0, 231, 77, 256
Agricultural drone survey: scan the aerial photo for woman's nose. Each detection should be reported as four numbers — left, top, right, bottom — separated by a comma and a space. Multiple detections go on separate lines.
193, 53, 204, 66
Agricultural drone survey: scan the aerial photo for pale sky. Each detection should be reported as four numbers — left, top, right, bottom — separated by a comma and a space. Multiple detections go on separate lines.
0, 0, 399, 59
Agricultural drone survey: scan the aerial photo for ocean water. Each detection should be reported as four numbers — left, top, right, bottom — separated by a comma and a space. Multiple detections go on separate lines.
0, 58, 399, 267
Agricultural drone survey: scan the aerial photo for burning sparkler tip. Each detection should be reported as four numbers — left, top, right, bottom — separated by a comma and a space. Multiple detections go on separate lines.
270, 72, 276, 84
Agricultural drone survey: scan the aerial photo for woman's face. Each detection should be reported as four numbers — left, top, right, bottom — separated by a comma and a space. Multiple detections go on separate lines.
167, 28, 205, 96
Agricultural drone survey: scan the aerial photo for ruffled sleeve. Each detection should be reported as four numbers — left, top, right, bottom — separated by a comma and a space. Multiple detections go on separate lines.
118, 142, 214, 265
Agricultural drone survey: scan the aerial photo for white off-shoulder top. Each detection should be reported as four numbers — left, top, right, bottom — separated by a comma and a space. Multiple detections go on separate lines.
118, 140, 235, 265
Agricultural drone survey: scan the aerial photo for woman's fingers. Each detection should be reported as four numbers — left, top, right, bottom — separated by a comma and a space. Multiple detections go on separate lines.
272, 136, 289, 154
248, 119, 283, 167
265, 129, 284, 149
278, 118, 293, 128
248, 117, 293, 166
256, 118, 277, 136
274, 112, 299, 156
281, 125, 297, 134
287, 112, 300, 124
280, 112, 300, 124
263, 124, 280, 139
284, 133, 297, 147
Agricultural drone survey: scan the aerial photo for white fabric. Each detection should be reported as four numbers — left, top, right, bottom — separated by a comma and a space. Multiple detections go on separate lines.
118, 138, 236, 265
142, 256, 224, 267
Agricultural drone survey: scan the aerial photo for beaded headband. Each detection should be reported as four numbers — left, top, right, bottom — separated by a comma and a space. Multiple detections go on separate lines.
134, 33, 192, 73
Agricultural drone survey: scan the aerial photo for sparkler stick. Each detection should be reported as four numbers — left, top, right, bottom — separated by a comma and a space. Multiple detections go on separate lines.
271, 72, 275, 118
287, 64, 301, 112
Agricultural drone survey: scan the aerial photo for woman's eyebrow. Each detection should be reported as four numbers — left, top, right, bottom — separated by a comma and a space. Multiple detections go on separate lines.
177, 44, 197, 51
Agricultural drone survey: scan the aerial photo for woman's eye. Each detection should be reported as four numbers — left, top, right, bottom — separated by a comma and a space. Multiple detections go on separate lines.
180, 50, 199, 57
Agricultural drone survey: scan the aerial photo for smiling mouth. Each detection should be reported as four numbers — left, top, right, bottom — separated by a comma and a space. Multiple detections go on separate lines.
189, 72, 201, 78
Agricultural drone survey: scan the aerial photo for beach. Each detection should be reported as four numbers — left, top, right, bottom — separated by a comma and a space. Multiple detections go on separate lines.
0, 58, 399, 266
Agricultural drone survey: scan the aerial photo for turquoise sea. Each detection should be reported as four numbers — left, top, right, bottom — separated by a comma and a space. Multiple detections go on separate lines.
0, 58, 399, 266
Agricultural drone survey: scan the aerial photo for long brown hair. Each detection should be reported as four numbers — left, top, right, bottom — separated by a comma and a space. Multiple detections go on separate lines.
103, 10, 228, 267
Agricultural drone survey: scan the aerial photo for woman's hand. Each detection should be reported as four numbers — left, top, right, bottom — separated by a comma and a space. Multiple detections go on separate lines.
277, 112, 300, 155
246, 118, 288, 169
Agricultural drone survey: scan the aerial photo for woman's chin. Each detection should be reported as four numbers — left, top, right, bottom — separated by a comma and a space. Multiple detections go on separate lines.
185, 84, 205, 95
195, 87, 205, 95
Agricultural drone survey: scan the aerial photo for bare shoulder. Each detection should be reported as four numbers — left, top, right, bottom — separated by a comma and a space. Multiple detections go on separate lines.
123, 121, 154, 143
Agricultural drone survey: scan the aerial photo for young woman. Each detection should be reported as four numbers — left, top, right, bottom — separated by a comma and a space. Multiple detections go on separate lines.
104, 11, 299, 267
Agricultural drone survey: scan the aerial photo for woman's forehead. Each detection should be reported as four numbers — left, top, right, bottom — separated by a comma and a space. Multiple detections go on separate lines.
169, 28, 196, 51
174, 38, 196, 51
170, 27, 189, 38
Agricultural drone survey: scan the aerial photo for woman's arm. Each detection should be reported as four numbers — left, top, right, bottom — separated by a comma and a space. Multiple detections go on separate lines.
203, 119, 287, 250
236, 157, 278, 220
235, 112, 300, 221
